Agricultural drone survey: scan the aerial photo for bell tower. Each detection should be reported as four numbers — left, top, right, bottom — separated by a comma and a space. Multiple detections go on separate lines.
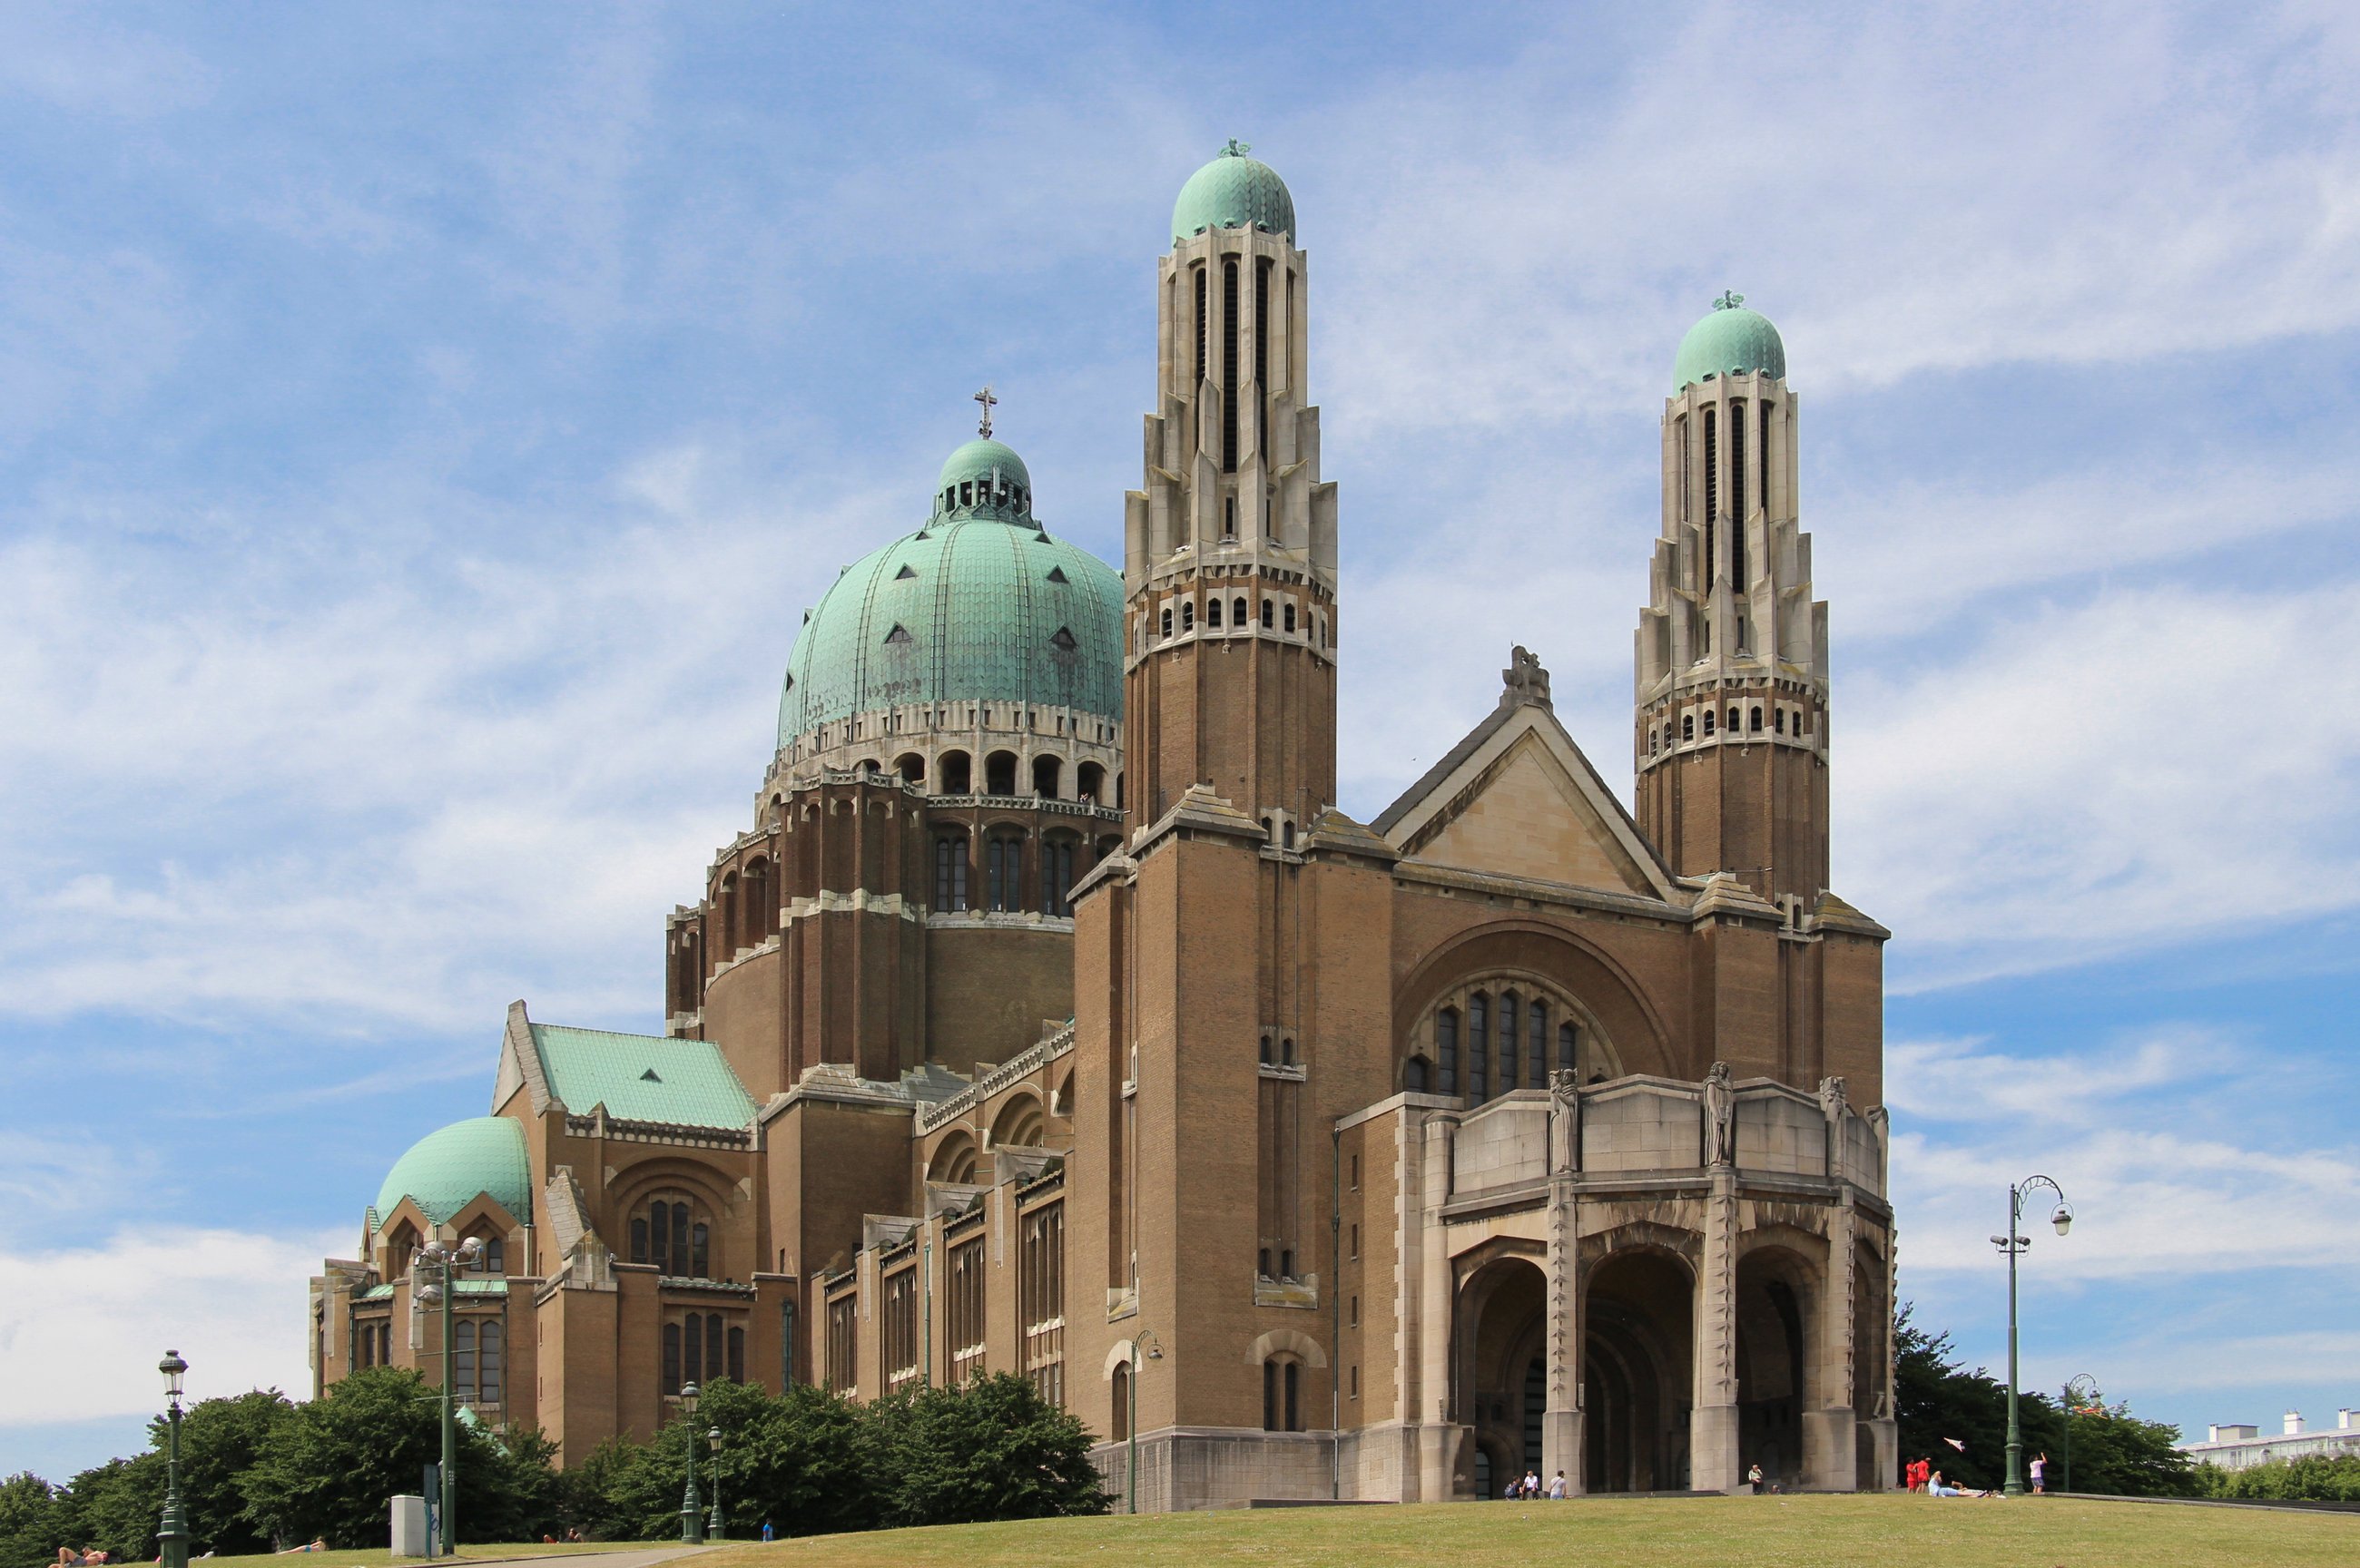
1634, 294, 1830, 909
1123, 139, 1339, 832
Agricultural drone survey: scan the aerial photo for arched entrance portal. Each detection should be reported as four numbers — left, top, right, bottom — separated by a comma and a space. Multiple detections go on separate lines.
1736, 1245, 1815, 1488
1454, 1255, 1546, 1495
1584, 1249, 1692, 1493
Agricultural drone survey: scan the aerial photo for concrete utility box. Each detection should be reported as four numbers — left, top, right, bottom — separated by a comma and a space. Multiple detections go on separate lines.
389, 1495, 428, 1558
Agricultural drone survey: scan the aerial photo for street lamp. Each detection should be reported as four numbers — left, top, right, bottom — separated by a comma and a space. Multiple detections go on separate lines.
412, 1235, 483, 1554
2060, 1373, 2102, 1494
1990, 1174, 2074, 1498
156, 1351, 189, 1568
706, 1426, 723, 1541
1122, 1331, 1164, 1515
677, 1384, 704, 1544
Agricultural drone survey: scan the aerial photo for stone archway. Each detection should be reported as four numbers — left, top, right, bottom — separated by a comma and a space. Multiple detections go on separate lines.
1452, 1254, 1547, 1497
1583, 1249, 1693, 1493
1735, 1243, 1816, 1489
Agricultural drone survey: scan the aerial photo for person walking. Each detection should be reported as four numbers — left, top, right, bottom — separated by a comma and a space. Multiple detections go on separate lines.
1747, 1463, 1764, 1494
1547, 1469, 1568, 1499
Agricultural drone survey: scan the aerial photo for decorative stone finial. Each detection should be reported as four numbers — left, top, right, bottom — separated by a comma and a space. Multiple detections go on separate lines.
973, 384, 998, 439
1713, 290, 1745, 310
1223, 138, 1252, 158
1500, 645, 1552, 710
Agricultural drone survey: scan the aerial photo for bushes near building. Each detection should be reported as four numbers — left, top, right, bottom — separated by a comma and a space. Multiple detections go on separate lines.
2198, 1455, 2360, 1502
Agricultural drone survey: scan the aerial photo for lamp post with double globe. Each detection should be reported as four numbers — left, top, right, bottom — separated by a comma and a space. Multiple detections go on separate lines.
412, 1236, 482, 1553
706, 1426, 723, 1541
1991, 1175, 2074, 1498
156, 1352, 189, 1568
677, 1384, 704, 1544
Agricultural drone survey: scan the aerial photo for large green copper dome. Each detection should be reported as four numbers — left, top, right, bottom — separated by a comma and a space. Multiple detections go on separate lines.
374, 1116, 530, 1231
777, 437, 1124, 747
1172, 140, 1295, 246
1674, 294, 1786, 391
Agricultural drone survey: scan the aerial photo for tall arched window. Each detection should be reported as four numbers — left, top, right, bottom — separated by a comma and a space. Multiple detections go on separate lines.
1261, 598, 1274, 629
1703, 710, 1716, 737
1437, 1007, 1460, 1094
935, 833, 969, 912
1181, 600, 1195, 632
1749, 705, 1764, 732
1161, 606, 1173, 639
1043, 838, 1077, 917
1403, 1056, 1430, 1093
1682, 714, 1695, 742
1499, 990, 1520, 1092
1112, 1364, 1131, 1441
1559, 1022, 1579, 1079
454, 1320, 476, 1401
1467, 993, 1490, 1102
1206, 596, 1223, 629
662, 1321, 682, 1396
1222, 259, 1240, 472
1529, 997, 1548, 1077
781, 1299, 799, 1387
1283, 603, 1296, 633
1234, 595, 1247, 625
1263, 1357, 1303, 1432
691, 1221, 710, 1279
478, 1321, 503, 1405
988, 836, 1023, 912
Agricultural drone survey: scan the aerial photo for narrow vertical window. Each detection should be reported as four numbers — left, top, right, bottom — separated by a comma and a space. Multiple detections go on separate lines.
1530, 999, 1548, 1075
691, 1222, 710, 1279
1704, 406, 1718, 543
1284, 1360, 1301, 1432
1234, 595, 1247, 625
1730, 398, 1748, 534
1222, 260, 1241, 472
1499, 990, 1520, 1092
1761, 399, 1773, 514
454, 1320, 477, 1403
684, 1314, 703, 1387
1254, 259, 1271, 463
1559, 1022, 1578, 1079
1194, 266, 1207, 387
662, 1321, 682, 1397
673, 1204, 690, 1275
727, 1324, 745, 1385
1112, 1364, 1131, 1440
1283, 603, 1296, 633
782, 1299, 799, 1386
649, 1200, 670, 1271
1264, 1360, 1280, 1431
1207, 596, 1223, 628
1437, 1007, 1460, 1094
1468, 994, 1490, 1102
631, 1216, 649, 1265
1678, 414, 1692, 526
1261, 598, 1274, 629
479, 1322, 503, 1406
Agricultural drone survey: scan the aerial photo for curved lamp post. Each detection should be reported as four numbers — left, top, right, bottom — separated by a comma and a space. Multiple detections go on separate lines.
1990, 1175, 2073, 1498
156, 1351, 189, 1568
412, 1236, 483, 1554
2060, 1372, 2102, 1494
707, 1426, 723, 1541
677, 1383, 704, 1544
1121, 1331, 1164, 1514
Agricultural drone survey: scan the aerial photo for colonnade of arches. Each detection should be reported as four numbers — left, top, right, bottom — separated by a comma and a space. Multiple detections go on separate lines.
1453, 1231, 1862, 1495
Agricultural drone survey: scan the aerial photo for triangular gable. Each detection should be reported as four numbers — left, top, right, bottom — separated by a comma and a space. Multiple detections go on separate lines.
1378, 702, 1677, 902
495, 1000, 551, 1117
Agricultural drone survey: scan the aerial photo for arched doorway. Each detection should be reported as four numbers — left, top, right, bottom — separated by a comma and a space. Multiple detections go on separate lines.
1453, 1255, 1547, 1496
1584, 1249, 1693, 1493
1736, 1244, 1815, 1489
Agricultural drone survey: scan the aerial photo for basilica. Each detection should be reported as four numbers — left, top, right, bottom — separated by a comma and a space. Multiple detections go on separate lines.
311, 143, 1896, 1508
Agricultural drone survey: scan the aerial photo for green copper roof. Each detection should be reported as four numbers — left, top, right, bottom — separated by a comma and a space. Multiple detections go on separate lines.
529, 1022, 757, 1130
374, 1117, 530, 1232
1172, 140, 1295, 246
777, 437, 1124, 747
1674, 292, 1786, 391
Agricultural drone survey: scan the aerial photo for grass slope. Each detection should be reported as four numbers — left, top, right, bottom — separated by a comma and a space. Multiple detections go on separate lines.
701, 1494, 2360, 1568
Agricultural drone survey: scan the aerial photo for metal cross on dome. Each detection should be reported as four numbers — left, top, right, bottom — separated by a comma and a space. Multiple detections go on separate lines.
973, 384, 997, 438
1713, 290, 1745, 310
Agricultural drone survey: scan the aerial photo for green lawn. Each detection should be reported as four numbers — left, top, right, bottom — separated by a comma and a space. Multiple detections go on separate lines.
699, 1494, 2360, 1568
186, 1544, 662, 1568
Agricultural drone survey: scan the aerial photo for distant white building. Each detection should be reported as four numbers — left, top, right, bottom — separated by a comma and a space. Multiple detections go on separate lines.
2179, 1408, 2360, 1471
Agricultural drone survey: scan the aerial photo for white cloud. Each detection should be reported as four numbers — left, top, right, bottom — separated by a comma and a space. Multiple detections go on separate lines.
0, 1226, 336, 1426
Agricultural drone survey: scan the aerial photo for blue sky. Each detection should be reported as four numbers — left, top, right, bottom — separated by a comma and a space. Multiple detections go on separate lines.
3, 2, 2356, 1476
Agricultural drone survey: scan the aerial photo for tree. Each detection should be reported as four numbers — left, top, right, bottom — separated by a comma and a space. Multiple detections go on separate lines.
241, 1367, 558, 1548
2201, 1455, 2360, 1502
0, 1474, 64, 1568
877, 1374, 1109, 1528
2052, 1390, 2199, 1497
50, 1456, 165, 1564
154, 1390, 295, 1555
1893, 1302, 2061, 1492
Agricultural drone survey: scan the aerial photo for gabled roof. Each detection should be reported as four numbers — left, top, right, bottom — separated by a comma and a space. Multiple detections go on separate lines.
1375, 667, 1679, 906
526, 1017, 756, 1131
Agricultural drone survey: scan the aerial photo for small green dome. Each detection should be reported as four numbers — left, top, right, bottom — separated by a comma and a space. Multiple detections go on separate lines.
938, 437, 1031, 500
1172, 140, 1295, 246
374, 1117, 530, 1232
778, 438, 1125, 748
1674, 294, 1786, 391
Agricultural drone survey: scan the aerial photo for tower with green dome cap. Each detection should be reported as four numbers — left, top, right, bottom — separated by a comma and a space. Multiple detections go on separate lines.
1634, 293, 1832, 905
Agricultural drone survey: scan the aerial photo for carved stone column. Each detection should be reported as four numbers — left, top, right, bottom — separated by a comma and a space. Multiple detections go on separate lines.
1690, 1162, 1741, 1493
1804, 1192, 1859, 1489
1543, 1073, 1583, 1493
1416, 1114, 1460, 1503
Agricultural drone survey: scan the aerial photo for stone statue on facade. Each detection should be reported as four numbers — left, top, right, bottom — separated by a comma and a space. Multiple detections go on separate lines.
1500, 645, 1552, 710
1701, 1060, 1735, 1166
1818, 1074, 1847, 1122
1548, 1066, 1581, 1172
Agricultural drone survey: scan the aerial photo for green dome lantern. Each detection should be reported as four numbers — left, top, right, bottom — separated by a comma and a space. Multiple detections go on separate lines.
778, 434, 1125, 749
1673, 292, 1786, 391
1172, 140, 1295, 246
374, 1116, 530, 1231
